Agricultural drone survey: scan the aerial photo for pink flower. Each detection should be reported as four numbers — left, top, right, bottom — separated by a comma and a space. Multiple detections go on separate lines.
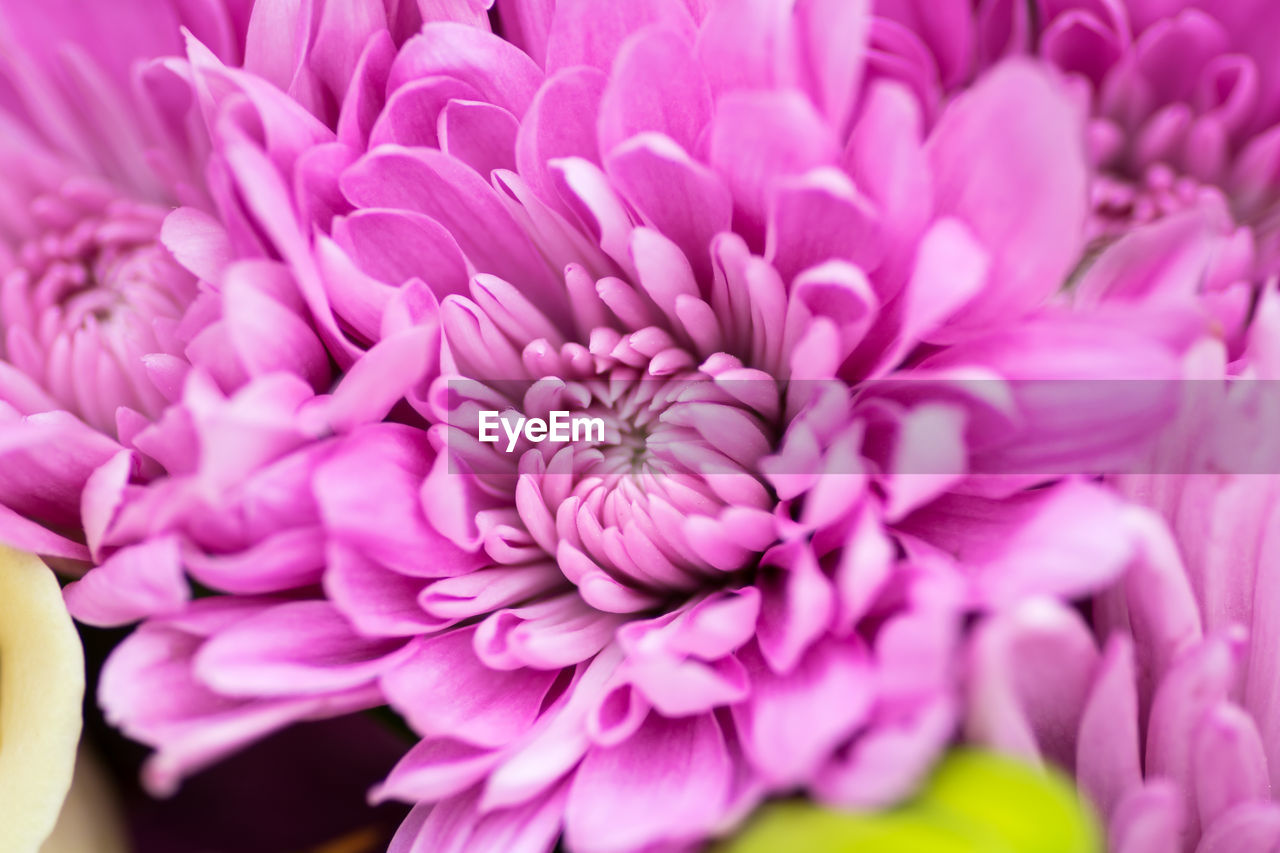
0, 0, 251, 560
869, 1, 1280, 362
0, 0, 496, 787
1, 2, 1242, 850
0, 0, 488, 563
882, 2, 1280, 238
1032, 1, 1280, 364
965, 276, 1280, 850
61, 3, 1229, 852
1022, 0, 1280, 235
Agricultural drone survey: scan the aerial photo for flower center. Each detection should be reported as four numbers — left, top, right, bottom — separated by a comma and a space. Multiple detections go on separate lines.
1089, 164, 1229, 241
445, 359, 782, 613
1, 179, 196, 431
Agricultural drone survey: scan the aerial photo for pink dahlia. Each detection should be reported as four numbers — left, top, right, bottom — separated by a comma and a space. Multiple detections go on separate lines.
58, 2, 1229, 852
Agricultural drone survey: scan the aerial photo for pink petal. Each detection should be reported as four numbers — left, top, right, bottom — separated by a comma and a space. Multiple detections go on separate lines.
754, 542, 835, 674
795, 0, 872, 132
895, 216, 989, 353
1197, 802, 1280, 853
516, 66, 607, 215
695, 0, 795, 96
390, 785, 568, 853
733, 638, 873, 786
624, 654, 749, 716
374, 738, 502, 804
324, 543, 449, 638
494, 0, 556, 66
64, 536, 188, 626
369, 76, 483, 149
337, 30, 395, 150
390, 24, 543, 118
707, 90, 839, 249
901, 480, 1137, 607
813, 695, 955, 809
222, 262, 330, 390
565, 712, 731, 853
80, 450, 134, 561
965, 600, 1099, 769
1146, 634, 1243, 843
160, 206, 233, 283
1110, 782, 1184, 853
1076, 636, 1143, 820
1193, 703, 1271, 831
341, 146, 566, 324
381, 628, 561, 747
843, 79, 931, 299
334, 208, 469, 298
604, 133, 731, 285
314, 323, 439, 433
597, 25, 710, 157
314, 424, 486, 578
926, 60, 1088, 338
767, 168, 882, 286
545, 0, 695, 72
194, 600, 410, 696
1245, 501, 1280, 791
439, 99, 520, 177
182, 527, 326, 594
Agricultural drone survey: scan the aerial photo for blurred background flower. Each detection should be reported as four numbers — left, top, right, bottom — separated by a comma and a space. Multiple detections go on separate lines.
718, 750, 1101, 853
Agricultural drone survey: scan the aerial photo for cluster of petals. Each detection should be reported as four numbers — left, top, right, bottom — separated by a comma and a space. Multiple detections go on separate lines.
0, 1, 1274, 853
923, 4, 1280, 850
1010, 0, 1280, 256
966, 288, 1280, 853
0, 0, 482, 788
0, 0, 495, 558
873, 2, 1280, 255
0, 0, 244, 560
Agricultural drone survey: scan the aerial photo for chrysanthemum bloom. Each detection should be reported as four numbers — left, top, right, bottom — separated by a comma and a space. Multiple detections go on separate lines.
0, 0, 500, 560
1021, 2, 1280, 234
965, 275, 1280, 852
882, 3, 1279, 231
0, 0, 252, 560
0, 0, 504, 787
889, 0, 1280, 356
63, 2, 1226, 851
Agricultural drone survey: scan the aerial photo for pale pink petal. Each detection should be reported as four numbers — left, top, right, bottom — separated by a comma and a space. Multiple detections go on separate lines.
926, 60, 1088, 337
564, 712, 731, 853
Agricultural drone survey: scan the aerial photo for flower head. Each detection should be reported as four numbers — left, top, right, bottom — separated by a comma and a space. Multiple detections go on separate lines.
965, 274, 1280, 849
952, 2, 1280, 284
60, 3, 1227, 852
0, 2, 1250, 851
0, 0, 499, 788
